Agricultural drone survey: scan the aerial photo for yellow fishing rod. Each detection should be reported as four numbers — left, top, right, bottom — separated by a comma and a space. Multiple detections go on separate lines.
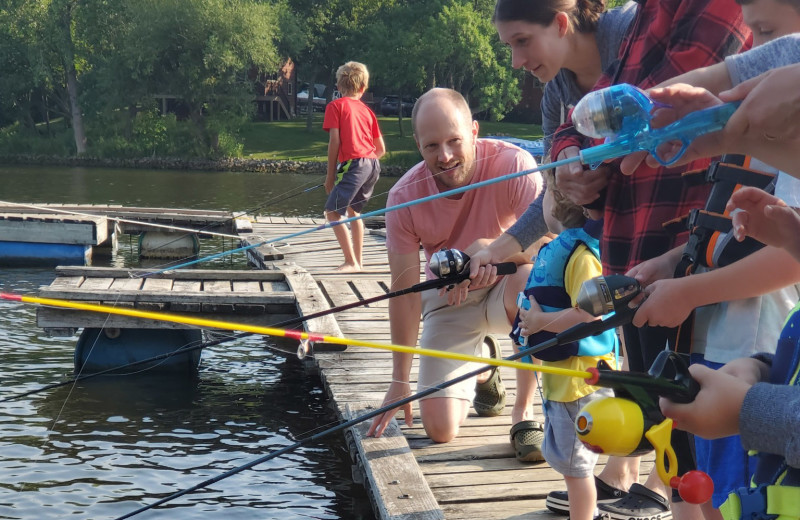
0, 275, 713, 516
0, 291, 589, 380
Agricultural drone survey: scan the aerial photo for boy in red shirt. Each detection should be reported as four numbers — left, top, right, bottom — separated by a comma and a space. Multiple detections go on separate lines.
323, 61, 386, 272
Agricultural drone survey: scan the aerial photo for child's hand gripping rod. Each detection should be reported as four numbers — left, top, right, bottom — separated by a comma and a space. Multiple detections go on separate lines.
572, 84, 739, 168
571, 275, 713, 504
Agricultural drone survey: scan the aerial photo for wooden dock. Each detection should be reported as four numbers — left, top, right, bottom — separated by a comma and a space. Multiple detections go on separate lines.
242, 216, 657, 520
36, 265, 341, 349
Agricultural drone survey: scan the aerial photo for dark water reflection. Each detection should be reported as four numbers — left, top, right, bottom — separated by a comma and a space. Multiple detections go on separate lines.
0, 165, 394, 216
0, 166, 381, 520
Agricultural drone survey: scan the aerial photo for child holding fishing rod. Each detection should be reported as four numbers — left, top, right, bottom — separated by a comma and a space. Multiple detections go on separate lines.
475, 1, 750, 517
613, 5, 800, 512
511, 168, 618, 520
611, 32, 800, 520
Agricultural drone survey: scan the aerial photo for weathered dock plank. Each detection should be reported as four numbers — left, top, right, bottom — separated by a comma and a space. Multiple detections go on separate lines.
345, 403, 444, 520
235, 217, 661, 520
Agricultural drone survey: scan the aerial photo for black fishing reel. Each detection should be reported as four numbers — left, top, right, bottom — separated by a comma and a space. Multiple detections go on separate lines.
576, 275, 641, 316
429, 248, 470, 280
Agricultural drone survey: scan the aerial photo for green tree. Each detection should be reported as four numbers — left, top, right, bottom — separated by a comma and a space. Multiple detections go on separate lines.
2, 0, 287, 158
288, 0, 397, 130
363, 2, 430, 136
82, 0, 283, 156
429, 1, 520, 120
364, 0, 521, 127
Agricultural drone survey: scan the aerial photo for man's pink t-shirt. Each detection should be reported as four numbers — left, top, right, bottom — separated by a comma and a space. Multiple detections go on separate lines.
386, 139, 542, 279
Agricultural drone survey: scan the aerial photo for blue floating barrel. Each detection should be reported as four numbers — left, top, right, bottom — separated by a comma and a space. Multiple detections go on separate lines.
74, 328, 203, 374
0, 241, 91, 267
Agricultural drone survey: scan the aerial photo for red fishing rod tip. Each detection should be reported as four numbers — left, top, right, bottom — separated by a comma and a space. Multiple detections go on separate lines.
0, 293, 22, 301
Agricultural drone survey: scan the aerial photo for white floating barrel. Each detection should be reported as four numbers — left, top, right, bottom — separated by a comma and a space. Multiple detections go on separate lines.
138, 230, 199, 259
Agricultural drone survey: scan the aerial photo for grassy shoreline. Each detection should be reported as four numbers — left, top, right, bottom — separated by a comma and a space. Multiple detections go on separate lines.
241, 114, 543, 169
2, 114, 543, 174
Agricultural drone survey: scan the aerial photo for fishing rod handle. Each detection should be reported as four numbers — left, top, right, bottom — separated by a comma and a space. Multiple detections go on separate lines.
586, 351, 700, 403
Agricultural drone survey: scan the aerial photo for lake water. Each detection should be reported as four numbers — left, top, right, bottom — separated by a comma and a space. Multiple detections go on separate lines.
0, 165, 397, 520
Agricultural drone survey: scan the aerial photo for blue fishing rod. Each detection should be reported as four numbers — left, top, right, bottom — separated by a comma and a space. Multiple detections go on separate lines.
142, 84, 738, 276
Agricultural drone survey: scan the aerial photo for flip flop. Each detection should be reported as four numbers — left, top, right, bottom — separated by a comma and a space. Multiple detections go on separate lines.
510, 420, 545, 462
473, 336, 506, 417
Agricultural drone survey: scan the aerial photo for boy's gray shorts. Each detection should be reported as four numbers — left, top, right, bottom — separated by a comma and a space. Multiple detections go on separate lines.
325, 158, 381, 215
542, 387, 614, 478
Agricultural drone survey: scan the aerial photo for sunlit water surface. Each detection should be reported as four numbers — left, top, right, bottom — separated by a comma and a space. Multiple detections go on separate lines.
0, 165, 385, 520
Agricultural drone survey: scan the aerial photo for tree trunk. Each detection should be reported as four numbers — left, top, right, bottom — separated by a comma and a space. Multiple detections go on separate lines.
42, 94, 52, 136
124, 104, 138, 140
396, 89, 405, 138
61, 2, 87, 154
305, 72, 317, 132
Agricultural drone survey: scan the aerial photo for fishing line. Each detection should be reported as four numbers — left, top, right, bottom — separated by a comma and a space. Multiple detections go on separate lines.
106, 309, 628, 520
0, 268, 489, 402
0, 199, 240, 240
140, 154, 571, 277
126, 180, 329, 270
130, 142, 540, 275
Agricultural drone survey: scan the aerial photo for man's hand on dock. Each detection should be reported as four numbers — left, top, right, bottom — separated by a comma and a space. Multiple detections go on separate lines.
367, 381, 414, 438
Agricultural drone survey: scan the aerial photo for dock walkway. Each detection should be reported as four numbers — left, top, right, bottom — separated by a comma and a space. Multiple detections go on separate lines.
243, 216, 655, 520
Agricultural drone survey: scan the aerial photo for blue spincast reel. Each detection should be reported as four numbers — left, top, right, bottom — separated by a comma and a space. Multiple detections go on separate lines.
572, 84, 738, 168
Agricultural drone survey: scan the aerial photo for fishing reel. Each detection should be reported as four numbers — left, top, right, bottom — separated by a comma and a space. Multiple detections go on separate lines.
572, 84, 655, 141
576, 274, 641, 316
572, 83, 738, 168
576, 350, 712, 504
429, 248, 470, 281
429, 248, 517, 289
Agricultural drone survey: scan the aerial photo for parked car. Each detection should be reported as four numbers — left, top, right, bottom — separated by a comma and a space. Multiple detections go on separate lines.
297, 83, 326, 112
297, 83, 342, 113
380, 95, 417, 117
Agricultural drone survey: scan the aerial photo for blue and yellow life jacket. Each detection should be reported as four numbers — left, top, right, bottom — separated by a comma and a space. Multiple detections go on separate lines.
510, 219, 617, 362
720, 304, 800, 520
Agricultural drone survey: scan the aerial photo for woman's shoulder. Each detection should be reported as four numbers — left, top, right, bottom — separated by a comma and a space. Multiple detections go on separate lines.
596, 1, 638, 69
597, 1, 637, 38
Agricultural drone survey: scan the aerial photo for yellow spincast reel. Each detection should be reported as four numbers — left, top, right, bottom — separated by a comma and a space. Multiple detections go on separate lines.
576, 396, 713, 504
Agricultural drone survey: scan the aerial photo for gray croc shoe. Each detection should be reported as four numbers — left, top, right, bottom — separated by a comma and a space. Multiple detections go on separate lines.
598, 483, 672, 520
509, 420, 544, 462
473, 336, 506, 417
546, 475, 626, 515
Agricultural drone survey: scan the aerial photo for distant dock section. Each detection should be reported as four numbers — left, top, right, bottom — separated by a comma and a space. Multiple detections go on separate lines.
0, 203, 253, 265
0, 212, 109, 266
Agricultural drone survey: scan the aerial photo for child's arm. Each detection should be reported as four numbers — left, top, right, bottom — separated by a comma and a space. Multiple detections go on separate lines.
631, 246, 800, 328
627, 245, 683, 287
325, 129, 341, 194
663, 357, 800, 464
622, 75, 800, 176
728, 186, 800, 262
374, 135, 386, 159
518, 244, 600, 334
517, 296, 595, 335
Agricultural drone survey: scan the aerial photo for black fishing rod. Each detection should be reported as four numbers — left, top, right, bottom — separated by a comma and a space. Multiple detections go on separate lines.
111, 300, 637, 520
2, 258, 516, 403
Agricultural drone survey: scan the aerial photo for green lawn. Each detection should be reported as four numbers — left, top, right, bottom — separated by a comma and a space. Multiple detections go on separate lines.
240, 114, 543, 168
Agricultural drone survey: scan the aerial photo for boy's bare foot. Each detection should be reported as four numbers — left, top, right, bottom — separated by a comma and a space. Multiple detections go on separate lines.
335, 263, 362, 273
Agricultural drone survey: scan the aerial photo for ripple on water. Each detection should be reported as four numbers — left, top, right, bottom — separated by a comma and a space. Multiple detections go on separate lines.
0, 266, 374, 520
